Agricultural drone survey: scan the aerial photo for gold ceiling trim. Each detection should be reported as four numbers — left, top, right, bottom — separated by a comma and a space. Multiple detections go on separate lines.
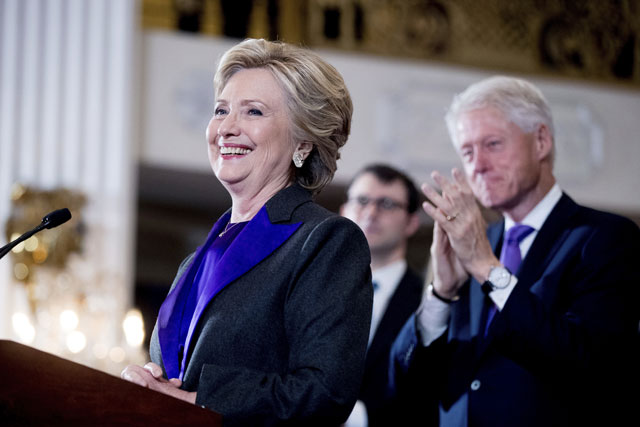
141, 0, 640, 87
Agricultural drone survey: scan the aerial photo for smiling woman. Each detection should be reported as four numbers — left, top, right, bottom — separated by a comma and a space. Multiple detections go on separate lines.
207, 68, 298, 207
121, 39, 372, 426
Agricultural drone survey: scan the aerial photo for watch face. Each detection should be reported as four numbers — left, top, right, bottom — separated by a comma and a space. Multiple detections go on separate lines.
488, 266, 511, 289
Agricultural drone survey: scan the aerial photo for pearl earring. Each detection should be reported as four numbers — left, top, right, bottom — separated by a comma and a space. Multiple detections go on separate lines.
293, 152, 304, 168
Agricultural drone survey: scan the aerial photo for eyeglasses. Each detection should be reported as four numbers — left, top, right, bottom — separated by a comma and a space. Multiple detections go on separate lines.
348, 195, 408, 212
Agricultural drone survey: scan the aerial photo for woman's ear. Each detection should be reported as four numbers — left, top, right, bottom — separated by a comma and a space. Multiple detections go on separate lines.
294, 141, 313, 161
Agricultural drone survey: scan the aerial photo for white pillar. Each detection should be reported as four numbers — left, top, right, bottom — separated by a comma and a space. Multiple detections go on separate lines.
0, 0, 139, 347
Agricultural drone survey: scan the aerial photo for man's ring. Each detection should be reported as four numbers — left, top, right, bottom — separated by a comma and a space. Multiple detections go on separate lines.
446, 213, 458, 221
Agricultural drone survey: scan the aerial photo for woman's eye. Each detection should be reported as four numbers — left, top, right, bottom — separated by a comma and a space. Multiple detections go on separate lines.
214, 107, 227, 116
248, 108, 263, 116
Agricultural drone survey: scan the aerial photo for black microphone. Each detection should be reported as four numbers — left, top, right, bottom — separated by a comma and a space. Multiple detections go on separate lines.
0, 208, 72, 260
41, 208, 72, 229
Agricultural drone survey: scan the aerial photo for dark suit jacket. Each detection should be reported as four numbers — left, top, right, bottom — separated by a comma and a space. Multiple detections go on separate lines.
389, 193, 640, 426
361, 267, 424, 426
150, 184, 373, 426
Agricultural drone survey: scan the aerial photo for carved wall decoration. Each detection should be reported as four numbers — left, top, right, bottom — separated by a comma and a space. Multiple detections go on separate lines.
538, 1, 636, 80
142, 0, 639, 86
306, 0, 451, 55
303, 0, 639, 85
174, 0, 206, 33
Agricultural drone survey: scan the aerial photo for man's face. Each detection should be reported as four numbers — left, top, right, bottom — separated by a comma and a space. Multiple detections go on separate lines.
454, 107, 543, 212
341, 173, 415, 256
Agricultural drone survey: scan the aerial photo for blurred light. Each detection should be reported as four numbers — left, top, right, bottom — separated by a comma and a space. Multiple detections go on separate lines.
13, 263, 29, 280
56, 273, 72, 290
24, 236, 38, 252
60, 309, 79, 331
93, 342, 108, 359
10, 233, 24, 253
109, 346, 126, 363
66, 331, 86, 353
12, 312, 36, 344
123, 309, 145, 348
36, 309, 53, 328
11, 184, 26, 200
32, 246, 48, 263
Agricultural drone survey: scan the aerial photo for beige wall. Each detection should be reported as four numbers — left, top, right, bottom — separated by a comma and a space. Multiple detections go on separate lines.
140, 31, 640, 214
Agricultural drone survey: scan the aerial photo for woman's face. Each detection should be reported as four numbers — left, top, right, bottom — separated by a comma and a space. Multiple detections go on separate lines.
207, 68, 296, 196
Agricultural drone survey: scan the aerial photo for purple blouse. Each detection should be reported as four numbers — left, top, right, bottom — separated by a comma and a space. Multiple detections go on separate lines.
160, 220, 247, 380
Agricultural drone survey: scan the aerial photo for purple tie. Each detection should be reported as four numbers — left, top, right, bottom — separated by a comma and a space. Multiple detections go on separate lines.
485, 224, 535, 336
499, 224, 535, 275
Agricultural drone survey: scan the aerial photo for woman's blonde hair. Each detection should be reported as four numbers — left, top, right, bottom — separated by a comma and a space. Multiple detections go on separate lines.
214, 39, 353, 194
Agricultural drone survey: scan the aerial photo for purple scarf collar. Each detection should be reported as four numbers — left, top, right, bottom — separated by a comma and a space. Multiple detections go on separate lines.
157, 205, 301, 379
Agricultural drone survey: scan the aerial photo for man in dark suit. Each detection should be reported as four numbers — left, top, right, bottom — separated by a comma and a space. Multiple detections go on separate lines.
341, 164, 425, 426
389, 76, 640, 426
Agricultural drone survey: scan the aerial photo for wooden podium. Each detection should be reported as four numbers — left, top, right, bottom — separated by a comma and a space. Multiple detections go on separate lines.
0, 340, 222, 426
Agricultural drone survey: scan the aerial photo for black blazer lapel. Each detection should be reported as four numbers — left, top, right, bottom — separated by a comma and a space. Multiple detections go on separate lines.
516, 194, 578, 292
479, 194, 577, 353
367, 270, 422, 369
196, 184, 312, 305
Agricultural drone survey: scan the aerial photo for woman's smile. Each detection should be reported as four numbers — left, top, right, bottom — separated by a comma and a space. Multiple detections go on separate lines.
218, 144, 253, 157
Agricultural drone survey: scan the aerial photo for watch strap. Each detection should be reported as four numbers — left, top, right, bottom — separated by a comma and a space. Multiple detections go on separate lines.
429, 283, 460, 304
481, 280, 494, 295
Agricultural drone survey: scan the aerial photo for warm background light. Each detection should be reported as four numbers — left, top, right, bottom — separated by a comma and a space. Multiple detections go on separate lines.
92, 342, 109, 359
59, 309, 79, 331
12, 312, 35, 344
123, 309, 145, 348
24, 236, 39, 252
13, 263, 29, 280
109, 346, 126, 363
66, 330, 87, 354
9, 233, 24, 253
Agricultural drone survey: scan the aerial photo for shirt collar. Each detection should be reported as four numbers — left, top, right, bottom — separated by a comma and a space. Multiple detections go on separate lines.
372, 259, 407, 292
504, 183, 562, 231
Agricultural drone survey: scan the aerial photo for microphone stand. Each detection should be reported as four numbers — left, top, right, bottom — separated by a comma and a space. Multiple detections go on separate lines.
0, 208, 72, 261
0, 223, 48, 260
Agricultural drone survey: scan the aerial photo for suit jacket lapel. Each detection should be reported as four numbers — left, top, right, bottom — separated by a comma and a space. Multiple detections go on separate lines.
517, 194, 578, 293
179, 185, 309, 378
477, 194, 577, 356
157, 215, 229, 379
367, 270, 416, 368
201, 206, 301, 302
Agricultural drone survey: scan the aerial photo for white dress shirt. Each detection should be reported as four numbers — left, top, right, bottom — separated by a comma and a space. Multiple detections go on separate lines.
346, 259, 408, 427
369, 259, 407, 345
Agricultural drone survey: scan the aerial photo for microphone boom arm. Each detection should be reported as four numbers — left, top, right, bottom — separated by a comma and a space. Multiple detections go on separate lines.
0, 208, 72, 261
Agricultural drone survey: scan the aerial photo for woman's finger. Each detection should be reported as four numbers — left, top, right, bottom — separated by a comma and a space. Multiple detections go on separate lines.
144, 362, 164, 378
121, 366, 149, 387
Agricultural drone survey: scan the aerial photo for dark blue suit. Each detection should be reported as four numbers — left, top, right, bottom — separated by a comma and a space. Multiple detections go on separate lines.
389, 194, 640, 426
361, 268, 424, 426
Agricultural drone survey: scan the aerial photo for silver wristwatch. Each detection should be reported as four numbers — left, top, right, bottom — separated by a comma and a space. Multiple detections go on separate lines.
485, 266, 512, 290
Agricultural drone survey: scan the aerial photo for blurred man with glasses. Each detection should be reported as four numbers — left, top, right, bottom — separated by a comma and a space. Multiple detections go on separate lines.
341, 164, 424, 427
